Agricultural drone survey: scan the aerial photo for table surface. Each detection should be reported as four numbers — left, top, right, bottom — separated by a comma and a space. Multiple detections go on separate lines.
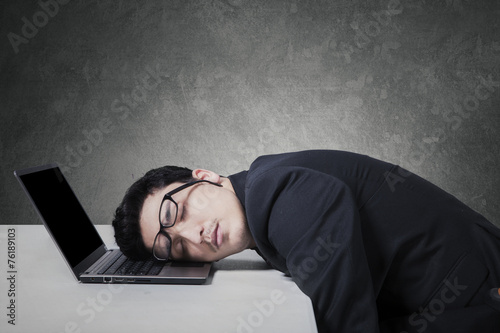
0, 225, 317, 333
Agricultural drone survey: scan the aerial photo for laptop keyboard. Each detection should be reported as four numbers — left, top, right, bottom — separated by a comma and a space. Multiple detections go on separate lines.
89, 251, 164, 276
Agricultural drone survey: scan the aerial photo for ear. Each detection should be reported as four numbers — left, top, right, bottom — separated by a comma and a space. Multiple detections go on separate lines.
192, 169, 221, 183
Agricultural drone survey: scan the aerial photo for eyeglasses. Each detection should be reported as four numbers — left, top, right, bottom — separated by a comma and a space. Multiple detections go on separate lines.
152, 179, 222, 261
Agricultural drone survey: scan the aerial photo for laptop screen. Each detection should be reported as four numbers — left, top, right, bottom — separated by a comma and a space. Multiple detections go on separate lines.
17, 166, 103, 268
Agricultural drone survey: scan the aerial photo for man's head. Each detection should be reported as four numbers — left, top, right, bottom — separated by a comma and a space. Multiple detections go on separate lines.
112, 166, 255, 262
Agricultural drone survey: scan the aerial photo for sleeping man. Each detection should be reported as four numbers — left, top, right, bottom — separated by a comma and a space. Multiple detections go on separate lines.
112, 150, 500, 332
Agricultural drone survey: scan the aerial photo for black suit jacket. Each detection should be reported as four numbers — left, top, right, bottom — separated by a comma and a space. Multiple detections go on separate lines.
228, 150, 500, 332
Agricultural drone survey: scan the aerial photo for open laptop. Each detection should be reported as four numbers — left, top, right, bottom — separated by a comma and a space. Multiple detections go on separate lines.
14, 163, 212, 285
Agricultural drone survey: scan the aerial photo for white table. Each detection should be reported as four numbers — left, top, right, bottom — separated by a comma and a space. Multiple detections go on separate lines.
0, 225, 317, 333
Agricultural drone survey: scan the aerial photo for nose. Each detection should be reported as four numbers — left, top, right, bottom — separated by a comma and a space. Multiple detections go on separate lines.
169, 220, 204, 245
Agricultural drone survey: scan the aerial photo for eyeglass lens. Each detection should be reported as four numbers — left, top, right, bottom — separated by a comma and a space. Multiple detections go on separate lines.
153, 232, 171, 260
159, 198, 177, 227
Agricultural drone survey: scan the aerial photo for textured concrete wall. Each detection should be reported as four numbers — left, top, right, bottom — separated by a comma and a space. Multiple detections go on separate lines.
1, 0, 499, 227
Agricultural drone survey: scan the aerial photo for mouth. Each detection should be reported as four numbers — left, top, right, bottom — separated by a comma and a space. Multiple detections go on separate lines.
210, 222, 222, 250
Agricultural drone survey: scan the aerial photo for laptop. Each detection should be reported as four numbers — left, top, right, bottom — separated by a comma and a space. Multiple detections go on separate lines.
14, 163, 212, 285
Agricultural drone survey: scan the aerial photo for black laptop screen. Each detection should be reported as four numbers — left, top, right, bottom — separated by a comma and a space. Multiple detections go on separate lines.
19, 167, 103, 268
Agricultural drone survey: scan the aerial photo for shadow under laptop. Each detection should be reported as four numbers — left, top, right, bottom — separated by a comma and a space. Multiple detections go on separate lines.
212, 258, 272, 271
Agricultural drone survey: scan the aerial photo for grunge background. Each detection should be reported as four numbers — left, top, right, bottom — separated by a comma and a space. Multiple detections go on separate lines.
1, 0, 499, 227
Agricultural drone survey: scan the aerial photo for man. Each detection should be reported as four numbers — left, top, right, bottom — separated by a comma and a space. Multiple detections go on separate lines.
112, 150, 500, 332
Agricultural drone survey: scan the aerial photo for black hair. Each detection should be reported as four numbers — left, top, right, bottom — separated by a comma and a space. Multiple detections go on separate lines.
112, 165, 194, 260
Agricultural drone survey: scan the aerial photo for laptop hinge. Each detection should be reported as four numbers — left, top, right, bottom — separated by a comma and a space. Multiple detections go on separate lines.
84, 248, 118, 275
73, 244, 108, 279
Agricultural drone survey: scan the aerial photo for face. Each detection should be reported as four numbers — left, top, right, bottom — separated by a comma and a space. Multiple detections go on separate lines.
139, 169, 255, 262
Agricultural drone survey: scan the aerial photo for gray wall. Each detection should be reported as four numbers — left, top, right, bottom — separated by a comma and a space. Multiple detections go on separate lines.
1, 0, 499, 228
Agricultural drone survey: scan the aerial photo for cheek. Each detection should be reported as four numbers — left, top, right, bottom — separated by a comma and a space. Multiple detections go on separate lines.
213, 193, 241, 218
189, 195, 211, 212
190, 185, 221, 212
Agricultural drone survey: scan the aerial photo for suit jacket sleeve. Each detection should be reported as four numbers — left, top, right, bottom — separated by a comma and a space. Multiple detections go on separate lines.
246, 166, 380, 333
